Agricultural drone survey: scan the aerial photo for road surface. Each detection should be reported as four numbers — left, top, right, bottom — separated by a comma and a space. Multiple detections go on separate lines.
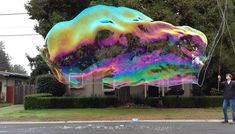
0, 121, 235, 134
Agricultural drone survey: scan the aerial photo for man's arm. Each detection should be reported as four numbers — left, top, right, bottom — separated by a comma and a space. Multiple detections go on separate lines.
218, 75, 225, 89
233, 81, 235, 89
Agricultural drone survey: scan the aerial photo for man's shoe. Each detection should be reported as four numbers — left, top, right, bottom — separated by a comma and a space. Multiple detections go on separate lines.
221, 121, 229, 123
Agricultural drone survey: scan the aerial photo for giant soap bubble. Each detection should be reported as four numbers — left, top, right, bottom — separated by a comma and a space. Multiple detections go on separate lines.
41, 5, 208, 88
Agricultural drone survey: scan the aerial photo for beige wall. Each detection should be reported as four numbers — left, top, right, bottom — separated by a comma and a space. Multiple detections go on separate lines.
182, 84, 192, 97
0, 77, 7, 102
130, 85, 145, 99
7, 78, 15, 87
0, 77, 29, 102
69, 76, 193, 98
71, 76, 104, 97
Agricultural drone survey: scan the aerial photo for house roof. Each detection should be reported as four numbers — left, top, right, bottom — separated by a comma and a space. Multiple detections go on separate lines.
0, 71, 29, 79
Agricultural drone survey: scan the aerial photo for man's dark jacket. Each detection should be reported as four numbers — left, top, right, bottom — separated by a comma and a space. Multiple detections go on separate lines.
220, 80, 235, 99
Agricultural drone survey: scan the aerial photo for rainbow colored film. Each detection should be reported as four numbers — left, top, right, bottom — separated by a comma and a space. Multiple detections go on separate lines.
41, 5, 208, 87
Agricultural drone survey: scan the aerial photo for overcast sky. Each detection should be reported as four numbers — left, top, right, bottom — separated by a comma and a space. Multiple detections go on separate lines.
0, 0, 44, 74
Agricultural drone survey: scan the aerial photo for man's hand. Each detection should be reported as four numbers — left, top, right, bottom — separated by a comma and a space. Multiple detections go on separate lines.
218, 75, 221, 81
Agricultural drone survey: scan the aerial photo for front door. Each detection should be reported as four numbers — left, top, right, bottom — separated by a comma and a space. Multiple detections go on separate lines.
6, 86, 14, 104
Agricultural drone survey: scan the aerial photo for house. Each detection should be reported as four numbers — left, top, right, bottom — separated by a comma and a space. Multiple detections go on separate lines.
0, 71, 29, 103
69, 75, 192, 102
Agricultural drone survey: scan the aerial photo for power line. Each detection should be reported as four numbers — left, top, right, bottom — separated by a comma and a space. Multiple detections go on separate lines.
0, 13, 28, 16
0, 26, 33, 29
0, 34, 41, 37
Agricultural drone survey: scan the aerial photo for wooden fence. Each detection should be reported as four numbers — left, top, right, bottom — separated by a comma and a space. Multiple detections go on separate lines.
14, 85, 36, 104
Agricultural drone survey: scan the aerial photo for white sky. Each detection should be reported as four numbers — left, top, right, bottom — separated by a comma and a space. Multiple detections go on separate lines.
0, 0, 44, 74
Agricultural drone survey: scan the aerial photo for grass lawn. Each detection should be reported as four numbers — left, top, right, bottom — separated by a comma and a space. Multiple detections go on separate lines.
0, 105, 228, 121
0, 103, 11, 108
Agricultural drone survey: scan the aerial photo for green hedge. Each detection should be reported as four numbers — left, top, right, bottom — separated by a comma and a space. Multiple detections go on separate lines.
162, 96, 223, 108
131, 97, 161, 107
131, 96, 223, 108
24, 93, 52, 109
24, 94, 119, 109
25, 94, 223, 109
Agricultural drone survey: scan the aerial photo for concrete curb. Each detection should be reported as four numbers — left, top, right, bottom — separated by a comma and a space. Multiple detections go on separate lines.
0, 120, 227, 125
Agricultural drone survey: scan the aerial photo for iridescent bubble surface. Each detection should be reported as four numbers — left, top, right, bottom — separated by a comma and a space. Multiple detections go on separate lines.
41, 5, 208, 87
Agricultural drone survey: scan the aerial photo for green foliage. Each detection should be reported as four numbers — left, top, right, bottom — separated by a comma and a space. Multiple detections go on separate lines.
25, 0, 91, 38
24, 93, 52, 109
10, 64, 27, 74
26, 54, 50, 83
192, 85, 205, 96
92, 0, 235, 95
95, 44, 125, 60
166, 85, 184, 96
130, 97, 161, 107
210, 88, 223, 96
36, 74, 66, 96
25, 0, 92, 81
24, 94, 119, 109
25, 0, 235, 92
162, 96, 223, 108
0, 41, 11, 71
145, 97, 162, 107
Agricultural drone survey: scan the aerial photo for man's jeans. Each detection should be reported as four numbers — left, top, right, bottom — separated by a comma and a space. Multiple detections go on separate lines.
223, 98, 235, 122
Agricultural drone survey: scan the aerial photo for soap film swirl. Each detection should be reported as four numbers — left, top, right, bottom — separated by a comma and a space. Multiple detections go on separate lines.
41, 5, 208, 87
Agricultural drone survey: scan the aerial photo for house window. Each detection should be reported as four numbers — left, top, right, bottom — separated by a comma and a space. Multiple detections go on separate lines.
148, 86, 159, 97
103, 84, 115, 96
15, 80, 22, 86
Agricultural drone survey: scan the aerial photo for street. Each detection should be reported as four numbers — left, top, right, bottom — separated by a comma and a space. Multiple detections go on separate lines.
0, 121, 235, 134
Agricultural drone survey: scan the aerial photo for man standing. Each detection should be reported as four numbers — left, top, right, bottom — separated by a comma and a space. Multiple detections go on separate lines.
218, 73, 235, 123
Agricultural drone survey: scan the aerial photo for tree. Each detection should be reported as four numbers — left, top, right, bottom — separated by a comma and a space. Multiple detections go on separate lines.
0, 41, 27, 74
0, 41, 11, 71
26, 0, 235, 94
25, 0, 92, 84
91, 0, 235, 95
25, 0, 91, 38
10, 64, 27, 74
26, 54, 50, 83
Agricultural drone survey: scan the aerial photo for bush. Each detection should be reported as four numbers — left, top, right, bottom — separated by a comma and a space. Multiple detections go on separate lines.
145, 97, 161, 107
162, 96, 223, 108
36, 74, 66, 96
131, 97, 161, 107
210, 88, 223, 96
166, 85, 184, 96
191, 85, 204, 96
24, 93, 53, 109
24, 94, 119, 109
131, 97, 145, 105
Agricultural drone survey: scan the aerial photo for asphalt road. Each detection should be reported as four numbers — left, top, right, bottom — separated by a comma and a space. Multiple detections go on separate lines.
0, 122, 235, 134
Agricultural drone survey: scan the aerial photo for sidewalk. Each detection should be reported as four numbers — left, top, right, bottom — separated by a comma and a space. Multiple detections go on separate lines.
0, 119, 228, 125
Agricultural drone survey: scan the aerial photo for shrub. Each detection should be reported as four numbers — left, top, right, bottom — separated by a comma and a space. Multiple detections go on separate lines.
131, 97, 145, 105
162, 96, 194, 108
145, 97, 161, 107
210, 88, 223, 96
162, 96, 223, 108
130, 97, 161, 107
191, 85, 204, 96
36, 74, 66, 96
166, 86, 184, 96
24, 93, 52, 109
24, 94, 119, 109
